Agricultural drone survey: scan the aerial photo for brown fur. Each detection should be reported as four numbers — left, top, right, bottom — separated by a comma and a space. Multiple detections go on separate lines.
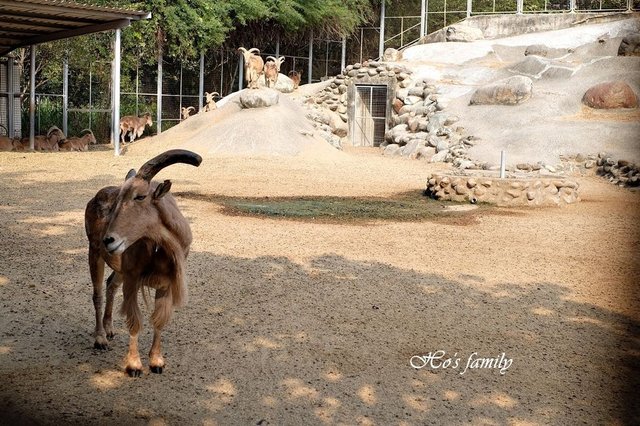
202, 91, 219, 112
289, 70, 302, 89
238, 47, 264, 89
85, 150, 201, 376
59, 130, 96, 152
119, 113, 153, 144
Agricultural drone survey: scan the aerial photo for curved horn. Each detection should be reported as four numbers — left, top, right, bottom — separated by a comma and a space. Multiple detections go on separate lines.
187, 106, 195, 112
266, 56, 277, 62
248, 48, 260, 54
47, 125, 62, 138
211, 91, 220, 96
238, 47, 247, 53
277, 56, 286, 65
80, 128, 94, 135
136, 149, 202, 182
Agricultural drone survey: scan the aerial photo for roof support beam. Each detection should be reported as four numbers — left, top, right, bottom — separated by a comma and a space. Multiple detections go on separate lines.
111, 28, 121, 155
29, 45, 35, 150
8, 18, 131, 54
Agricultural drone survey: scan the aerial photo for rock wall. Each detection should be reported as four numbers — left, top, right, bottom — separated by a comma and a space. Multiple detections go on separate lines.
425, 173, 580, 206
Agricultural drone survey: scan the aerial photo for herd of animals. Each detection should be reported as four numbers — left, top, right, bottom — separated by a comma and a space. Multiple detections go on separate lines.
0, 46, 301, 152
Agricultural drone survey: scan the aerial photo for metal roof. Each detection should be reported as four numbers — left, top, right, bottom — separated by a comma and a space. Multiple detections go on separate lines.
0, 0, 150, 57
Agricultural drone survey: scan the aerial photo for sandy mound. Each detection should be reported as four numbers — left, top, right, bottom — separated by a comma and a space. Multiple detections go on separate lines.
126, 89, 344, 159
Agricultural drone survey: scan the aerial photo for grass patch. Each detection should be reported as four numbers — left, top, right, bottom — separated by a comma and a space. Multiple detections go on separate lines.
176, 190, 495, 225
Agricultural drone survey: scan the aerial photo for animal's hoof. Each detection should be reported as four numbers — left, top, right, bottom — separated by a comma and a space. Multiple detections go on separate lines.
94, 341, 108, 350
150, 366, 163, 374
126, 368, 143, 378
106, 332, 114, 340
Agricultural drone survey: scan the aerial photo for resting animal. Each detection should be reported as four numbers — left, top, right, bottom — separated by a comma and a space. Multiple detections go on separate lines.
85, 149, 202, 377
59, 129, 96, 151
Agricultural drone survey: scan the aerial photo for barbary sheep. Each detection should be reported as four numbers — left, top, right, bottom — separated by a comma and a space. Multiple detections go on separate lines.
238, 47, 264, 89
85, 149, 202, 377
181, 106, 195, 120
264, 56, 285, 88
59, 129, 96, 151
120, 113, 153, 144
202, 91, 219, 112
288, 70, 302, 90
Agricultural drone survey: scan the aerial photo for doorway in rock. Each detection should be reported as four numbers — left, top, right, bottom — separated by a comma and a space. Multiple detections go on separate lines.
352, 84, 388, 147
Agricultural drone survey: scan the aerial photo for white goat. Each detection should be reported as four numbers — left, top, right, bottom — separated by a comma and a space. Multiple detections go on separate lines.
120, 113, 153, 144
202, 91, 219, 112
85, 149, 202, 377
263, 56, 285, 88
59, 129, 96, 151
238, 47, 264, 89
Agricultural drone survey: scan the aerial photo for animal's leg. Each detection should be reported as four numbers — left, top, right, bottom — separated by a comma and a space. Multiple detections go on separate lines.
120, 128, 125, 144
103, 272, 122, 340
149, 288, 173, 374
89, 248, 108, 350
122, 282, 143, 377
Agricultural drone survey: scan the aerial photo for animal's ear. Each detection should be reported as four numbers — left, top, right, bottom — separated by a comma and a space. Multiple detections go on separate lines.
125, 169, 136, 180
153, 179, 172, 200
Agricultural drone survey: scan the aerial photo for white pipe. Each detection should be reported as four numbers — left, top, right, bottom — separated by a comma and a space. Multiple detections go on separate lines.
7, 55, 13, 139
63, 57, 68, 137
29, 46, 35, 150
157, 49, 162, 134
500, 150, 506, 179
238, 54, 244, 90
421, 0, 427, 37
378, 0, 386, 58
112, 28, 121, 155
198, 52, 204, 111
308, 30, 314, 84
341, 37, 346, 71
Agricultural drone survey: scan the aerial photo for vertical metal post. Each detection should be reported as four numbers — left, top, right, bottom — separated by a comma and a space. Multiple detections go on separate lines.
517, 0, 524, 14
112, 28, 121, 155
420, 0, 426, 37
467, 0, 473, 17
308, 30, 313, 84
62, 57, 68, 136
238, 54, 244, 90
500, 150, 506, 179
29, 46, 35, 150
341, 37, 346, 71
157, 49, 162, 134
135, 63, 139, 116
570, 0, 576, 12
325, 40, 329, 78
220, 50, 224, 94
7, 55, 14, 139
179, 64, 183, 120
89, 63, 92, 130
275, 36, 280, 58
379, 0, 386, 58
199, 52, 204, 111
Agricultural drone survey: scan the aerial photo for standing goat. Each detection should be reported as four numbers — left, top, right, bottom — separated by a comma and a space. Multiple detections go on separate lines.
238, 47, 264, 89
181, 106, 195, 120
288, 70, 303, 90
264, 56, 285, 88
85, 149, 202, 376
120, 113, 153, 144
59, 129, 96, 151
202, 91, 219, 112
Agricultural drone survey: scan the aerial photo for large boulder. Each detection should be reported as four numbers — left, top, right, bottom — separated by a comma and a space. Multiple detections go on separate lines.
618, 34, 640, 56
445, 25, 484, 42
469, 76, 533, 106
509, 55, 549, 77
239, 88, 280, 108
383, 48, 402, 61
582, 81, 638, 109
258, 73, 295, 93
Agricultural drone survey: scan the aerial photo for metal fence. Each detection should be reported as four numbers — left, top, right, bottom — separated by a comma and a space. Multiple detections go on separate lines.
6, 2, 639, 143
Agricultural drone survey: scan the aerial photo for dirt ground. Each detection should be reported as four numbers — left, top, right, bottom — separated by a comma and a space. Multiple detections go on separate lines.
0, 148, 638, 425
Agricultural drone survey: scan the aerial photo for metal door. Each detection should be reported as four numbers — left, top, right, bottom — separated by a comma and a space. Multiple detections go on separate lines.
353, 84, 387, 147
